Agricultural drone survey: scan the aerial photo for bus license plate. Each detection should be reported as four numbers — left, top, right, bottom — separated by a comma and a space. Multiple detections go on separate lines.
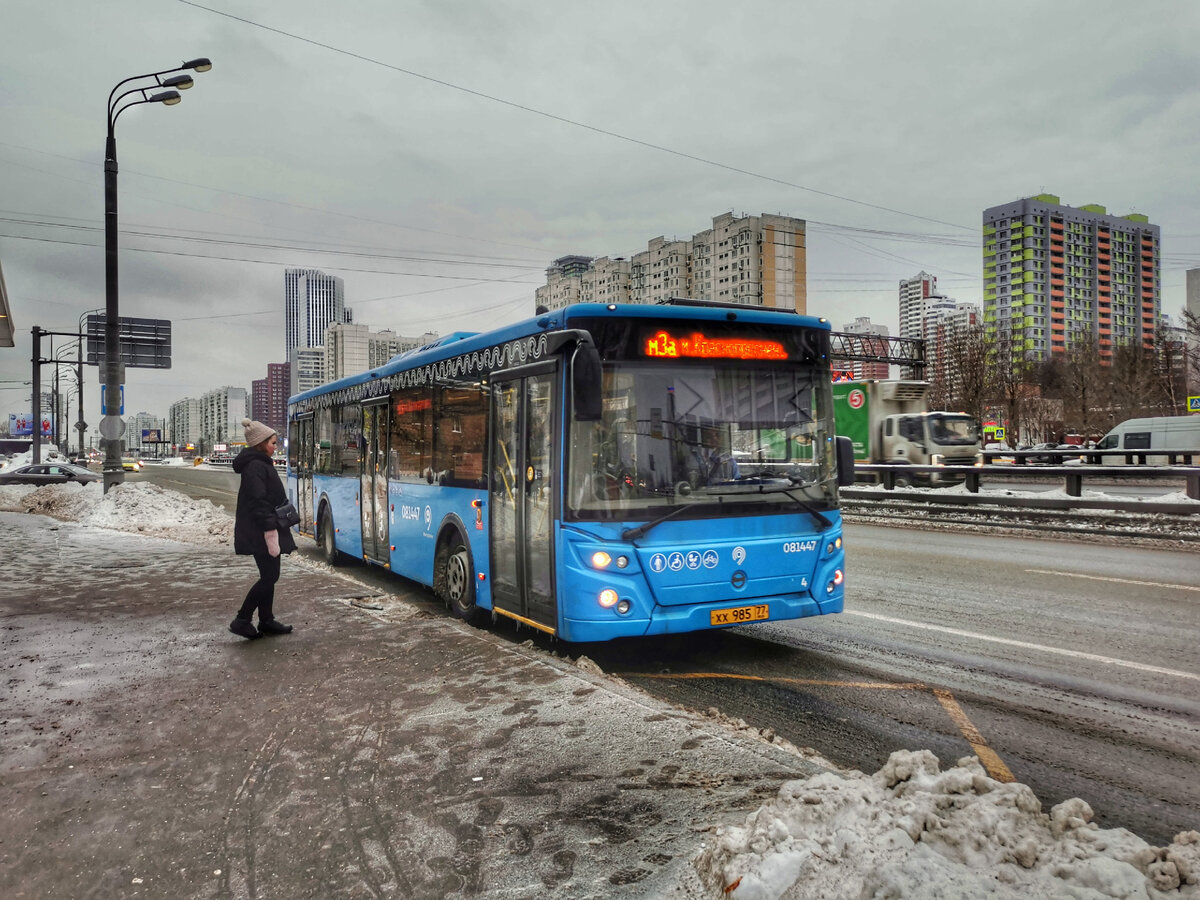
710, 604, 769, 626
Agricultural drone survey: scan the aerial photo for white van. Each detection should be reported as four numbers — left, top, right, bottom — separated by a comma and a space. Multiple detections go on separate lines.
1094, 416, 1200, 464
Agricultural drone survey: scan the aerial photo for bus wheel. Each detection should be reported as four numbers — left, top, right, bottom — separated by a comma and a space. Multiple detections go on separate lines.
438, 538, 477, 620
319, 506, 340, 566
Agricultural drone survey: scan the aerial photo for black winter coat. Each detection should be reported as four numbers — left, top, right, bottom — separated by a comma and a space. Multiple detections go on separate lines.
233, 448, 298, 556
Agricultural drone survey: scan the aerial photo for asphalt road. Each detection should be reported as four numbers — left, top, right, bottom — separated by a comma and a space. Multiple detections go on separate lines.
574, 525, 1200, 847
142, 465, 1200, 847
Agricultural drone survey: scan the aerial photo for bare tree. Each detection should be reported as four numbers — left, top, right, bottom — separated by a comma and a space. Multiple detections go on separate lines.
1059, 341, 1111, 439
952, 324, 990, 423
1180, 308, 1200, 398
986, 331, 1036, 445
1110, 342, 1163, 418
1150, 324, 1189, 415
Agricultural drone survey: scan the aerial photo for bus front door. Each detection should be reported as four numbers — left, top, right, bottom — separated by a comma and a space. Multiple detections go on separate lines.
360, 402, 390, 565
490, 367, 557, 633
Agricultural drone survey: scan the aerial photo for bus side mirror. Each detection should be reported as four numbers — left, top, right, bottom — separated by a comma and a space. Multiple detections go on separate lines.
572, 343, 602, 421
836, 436, 855, 487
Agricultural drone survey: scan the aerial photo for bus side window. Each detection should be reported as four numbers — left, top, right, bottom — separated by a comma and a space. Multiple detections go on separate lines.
1123, 431, 1151, 450
435, 381, 487, 487
335, 404, 362, 475
316, 407, 333, 474
389, 387, 433, 481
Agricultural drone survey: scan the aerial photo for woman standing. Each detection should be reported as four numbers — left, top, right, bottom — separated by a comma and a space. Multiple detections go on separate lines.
230, 417, 297, 639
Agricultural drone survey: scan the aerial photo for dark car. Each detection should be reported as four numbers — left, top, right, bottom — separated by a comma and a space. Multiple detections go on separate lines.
1026, 442, 1060, 464
0, 463, 101, 486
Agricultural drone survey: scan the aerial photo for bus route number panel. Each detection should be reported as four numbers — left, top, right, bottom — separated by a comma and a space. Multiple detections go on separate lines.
710, 603, 770, 626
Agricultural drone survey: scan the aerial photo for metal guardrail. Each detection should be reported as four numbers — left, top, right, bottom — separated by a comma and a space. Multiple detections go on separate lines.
983, 447, 1197, 466
202, 455, 287, 469
853, 462, 1200, 505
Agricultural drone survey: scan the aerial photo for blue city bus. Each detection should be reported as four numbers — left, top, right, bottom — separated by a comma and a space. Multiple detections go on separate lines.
286, 300, 853, 642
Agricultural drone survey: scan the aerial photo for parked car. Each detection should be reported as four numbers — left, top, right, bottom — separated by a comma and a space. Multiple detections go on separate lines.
0, 463, 100, 486
983, 442, 1015, 465
1026, 442, 1060, 464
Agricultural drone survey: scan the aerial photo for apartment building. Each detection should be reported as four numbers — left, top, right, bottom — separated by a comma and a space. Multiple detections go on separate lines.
580, 257, 632, 304
982, 194, 1160, 364
923, 298, 980, 397
123, 412, 164, 454
251, 362, 291, 439
291, 347, 327, 396
838, 317, 891, 380
199, 386, 248, 450
898, 271, 938, 343
535, 212, 807, 313
168, 397, 201, 452
323, 323, 440, 383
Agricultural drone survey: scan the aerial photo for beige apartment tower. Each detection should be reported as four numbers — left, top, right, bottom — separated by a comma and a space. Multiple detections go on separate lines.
536, 212, 807, 314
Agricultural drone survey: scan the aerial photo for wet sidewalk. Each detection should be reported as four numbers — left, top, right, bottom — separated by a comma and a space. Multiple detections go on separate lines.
0, 512, 822, 899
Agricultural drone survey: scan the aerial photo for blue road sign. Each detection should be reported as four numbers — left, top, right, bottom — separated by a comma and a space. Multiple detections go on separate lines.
101, 385, 125, 416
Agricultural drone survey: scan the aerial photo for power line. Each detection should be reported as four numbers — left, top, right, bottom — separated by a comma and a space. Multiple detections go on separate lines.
177, 0, 974, 233
0, 214, 546, 271
0, 231, 545, 284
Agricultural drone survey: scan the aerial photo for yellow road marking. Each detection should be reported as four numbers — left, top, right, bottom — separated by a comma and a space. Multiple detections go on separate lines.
932, 689, 1014, 782
622, 671, 1014, 782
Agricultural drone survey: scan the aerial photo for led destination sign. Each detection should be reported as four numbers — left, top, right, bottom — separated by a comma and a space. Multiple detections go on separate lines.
643, 330, 788, 361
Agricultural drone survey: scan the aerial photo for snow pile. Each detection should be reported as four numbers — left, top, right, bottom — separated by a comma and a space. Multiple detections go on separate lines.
695, 750, 1199, 899
0, 448, 66, 471
0, 481, 233, 546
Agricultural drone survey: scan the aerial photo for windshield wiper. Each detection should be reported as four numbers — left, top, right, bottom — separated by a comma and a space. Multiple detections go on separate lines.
687, 477, 834, 531
621, 501, 717, 541
784, 490, 832, 530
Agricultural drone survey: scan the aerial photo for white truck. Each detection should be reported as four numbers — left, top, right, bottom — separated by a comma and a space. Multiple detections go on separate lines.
830, 380, 981, 484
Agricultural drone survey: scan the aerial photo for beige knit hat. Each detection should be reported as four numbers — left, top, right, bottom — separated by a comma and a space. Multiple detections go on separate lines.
242, 417, 275, 447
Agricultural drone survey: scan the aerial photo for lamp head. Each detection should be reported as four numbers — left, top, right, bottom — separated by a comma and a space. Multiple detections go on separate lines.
183, 58, 213, 72
150, 90, 182, 106
162, 74, 194, 90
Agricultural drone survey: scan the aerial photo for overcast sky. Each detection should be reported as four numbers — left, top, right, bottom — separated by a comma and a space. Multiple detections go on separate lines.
3, 0, 1199, 434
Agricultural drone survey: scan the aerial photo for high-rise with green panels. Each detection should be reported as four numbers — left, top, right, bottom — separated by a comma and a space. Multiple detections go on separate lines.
982, 194, 1160, 365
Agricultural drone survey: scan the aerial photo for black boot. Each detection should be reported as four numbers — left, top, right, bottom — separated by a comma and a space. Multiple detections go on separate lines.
259, 619, 293, 636
229, 617, 262, 639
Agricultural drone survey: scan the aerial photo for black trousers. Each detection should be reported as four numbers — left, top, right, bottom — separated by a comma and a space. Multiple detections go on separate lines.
237, 553, 281, 621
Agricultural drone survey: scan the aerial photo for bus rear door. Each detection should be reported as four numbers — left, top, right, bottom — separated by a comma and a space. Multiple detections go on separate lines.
292, 415, 315, 534
360, 401, 390, 565
489, 365, 557, 633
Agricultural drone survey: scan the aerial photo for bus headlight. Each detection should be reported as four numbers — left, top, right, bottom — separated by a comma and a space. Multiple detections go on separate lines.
598, 589, 619, 608
825, 536, 842, 554
592, 551, 612, 569
826, 569, 844, 594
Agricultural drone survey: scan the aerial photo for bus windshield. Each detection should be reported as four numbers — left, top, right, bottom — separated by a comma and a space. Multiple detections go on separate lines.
567, 361, 836, 519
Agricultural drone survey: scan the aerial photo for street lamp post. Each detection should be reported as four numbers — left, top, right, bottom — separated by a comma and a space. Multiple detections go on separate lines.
102, 58, 211, 493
